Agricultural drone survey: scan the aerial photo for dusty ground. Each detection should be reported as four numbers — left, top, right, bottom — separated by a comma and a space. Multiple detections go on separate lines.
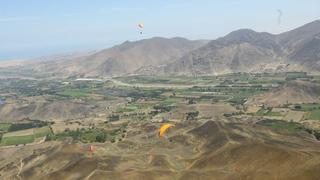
1, 120, 320, 180
246, 80, 320, 107
284, 111, 306, 122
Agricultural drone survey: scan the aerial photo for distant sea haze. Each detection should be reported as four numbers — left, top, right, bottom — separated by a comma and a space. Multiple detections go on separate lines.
0, 41, 117, 62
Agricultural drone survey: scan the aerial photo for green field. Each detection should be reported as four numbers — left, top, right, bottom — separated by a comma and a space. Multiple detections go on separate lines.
0, 126, 52, 146
257, 120, 302, 132
116, 75, 216, 85
160, 98, 180, 106
295, 104, 320, 111
267, 111, 283, 116
57, 89, 89, 97
229, 90, 264, 104
0, 123, 11, 132
256, 108, 282, 116
34, 127, 52, 138
308, 110, 320, 120
286, 72, 307, 78
0, 135, 35, 146
117, 105, 140, 113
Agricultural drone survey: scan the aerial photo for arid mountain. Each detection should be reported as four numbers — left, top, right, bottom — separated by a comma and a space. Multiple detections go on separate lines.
163, 20, 320, 75
245, 80, 320, 107
29, 37, 206, 77
1, 20, 320, 77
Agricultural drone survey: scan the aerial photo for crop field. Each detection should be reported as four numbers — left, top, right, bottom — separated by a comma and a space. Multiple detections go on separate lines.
308, 110, 320, 120
256, 108, 283, 116
117, 104, 141, 113
34, 127, 52, 138
0, 123, 11, 132
257, 120, 303, 132
0, 135, 35, 146
116, 75, 217, 85
57, 89, 90, 98
284, 111, 305, 122
0, 126, 52, 146
295, 104, 320, 111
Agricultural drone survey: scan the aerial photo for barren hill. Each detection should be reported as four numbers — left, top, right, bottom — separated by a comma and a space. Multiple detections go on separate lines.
29, 37, 206, 77
245, 80, 320, 107
0, 100, 93, 122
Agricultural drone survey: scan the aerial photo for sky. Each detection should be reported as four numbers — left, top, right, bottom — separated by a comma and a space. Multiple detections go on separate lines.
0, 0, 319, 61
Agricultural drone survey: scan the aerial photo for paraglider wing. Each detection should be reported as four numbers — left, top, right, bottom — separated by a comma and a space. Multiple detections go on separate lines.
159, 124, 175, 138
138, 23, 144, 29
138, 23, 144, 34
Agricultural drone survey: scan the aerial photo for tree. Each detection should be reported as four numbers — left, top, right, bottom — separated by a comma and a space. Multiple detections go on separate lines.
96, 131, 107, 142
108, 114, 120, 122
186, 111, 199, 120
188, 98, 196, 105
294, 105, 302, 110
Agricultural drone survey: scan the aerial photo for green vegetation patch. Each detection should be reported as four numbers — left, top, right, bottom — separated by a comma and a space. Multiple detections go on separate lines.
55, 128, 123, 143
8, 120, 49, 132
292, 104, 320, 111
308, 110, 320, 120
34, 127, 52, 138
0, 126, 52, 146
0, 123, 11, 132
256, 107, 282, 116
57, 89, 89, 98
160, 98, 180, 106
286, 72, 307, 78
116, 75, 216, 85
1, 135, 35, 146
117, 105, 139, 113
257, 120, 302, 132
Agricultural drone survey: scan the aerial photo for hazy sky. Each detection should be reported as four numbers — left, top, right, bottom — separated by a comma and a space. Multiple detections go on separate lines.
0, 0, 319, 60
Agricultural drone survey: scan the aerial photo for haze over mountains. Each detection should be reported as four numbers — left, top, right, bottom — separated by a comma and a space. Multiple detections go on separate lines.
2, 20, 320, 77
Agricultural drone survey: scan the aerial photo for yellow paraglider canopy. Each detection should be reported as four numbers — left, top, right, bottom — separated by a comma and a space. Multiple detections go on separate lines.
159, 123, 175, 138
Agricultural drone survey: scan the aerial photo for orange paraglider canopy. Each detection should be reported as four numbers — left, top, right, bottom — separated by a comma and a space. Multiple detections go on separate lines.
159, 124, 175, 138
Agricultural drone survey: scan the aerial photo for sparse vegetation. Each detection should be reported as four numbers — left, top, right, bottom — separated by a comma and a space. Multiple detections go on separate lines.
256, 120, 303, 132
186, 111, 199, 120
0, 123, 11, 132
308, 110, 320, 120
8, 120, 50, 132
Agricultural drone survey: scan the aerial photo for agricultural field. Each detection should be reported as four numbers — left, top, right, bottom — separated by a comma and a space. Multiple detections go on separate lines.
56, 89, 90, 98
291, 103, 320, 111
0, 126, 52, 146
256, 119, 303, 132
256, 107, 283, 117
0, 123, 11, 132
284, 111, 306, 122
308, 110, 320, 120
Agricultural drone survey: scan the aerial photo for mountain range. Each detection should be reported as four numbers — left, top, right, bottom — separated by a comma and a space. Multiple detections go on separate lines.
2, 20, 320, 77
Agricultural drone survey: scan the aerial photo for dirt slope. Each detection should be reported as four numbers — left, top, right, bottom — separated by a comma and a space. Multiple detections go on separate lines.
1, 120, 320, 180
